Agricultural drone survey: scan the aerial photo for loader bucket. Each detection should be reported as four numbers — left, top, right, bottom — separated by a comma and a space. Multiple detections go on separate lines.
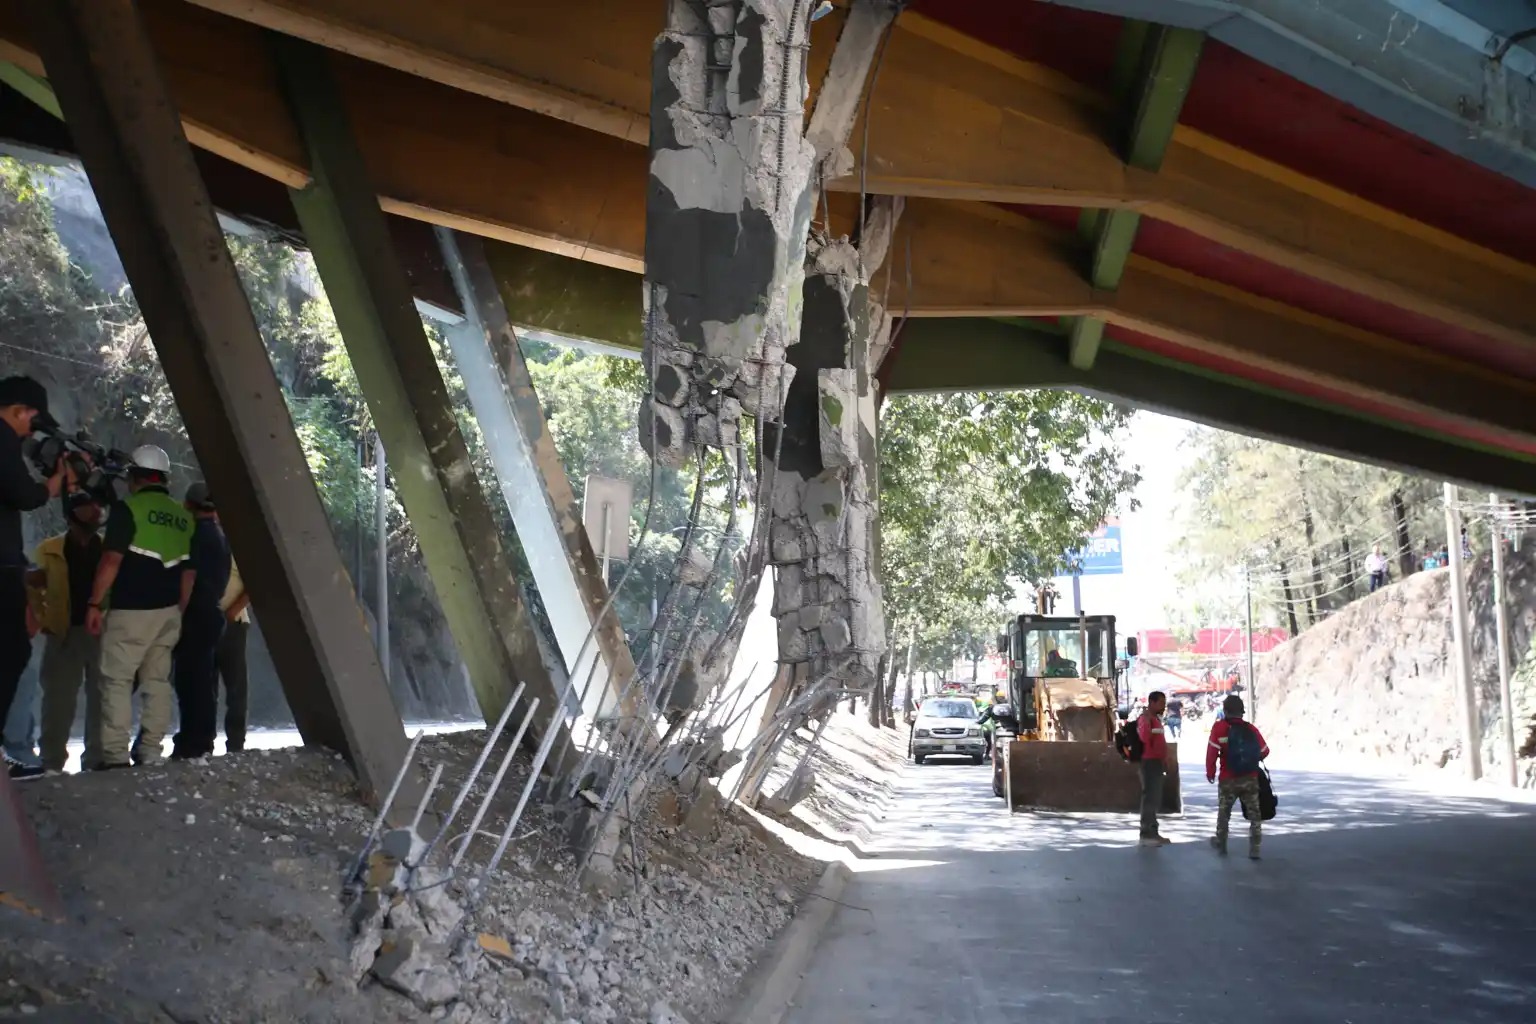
0, 770, 63, 921
1005, 739, 1182, 814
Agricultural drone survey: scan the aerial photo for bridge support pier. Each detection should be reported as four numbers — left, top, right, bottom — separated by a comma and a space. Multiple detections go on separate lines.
270, 35, 575, 765
27, 0, 410, 801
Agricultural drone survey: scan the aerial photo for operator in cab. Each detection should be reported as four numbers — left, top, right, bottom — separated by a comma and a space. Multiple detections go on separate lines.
1045, 648, 1078, 677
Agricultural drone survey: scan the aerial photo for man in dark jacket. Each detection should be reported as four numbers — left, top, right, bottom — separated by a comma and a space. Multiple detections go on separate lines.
0, 376, 67, 780
170, 482, 229, 760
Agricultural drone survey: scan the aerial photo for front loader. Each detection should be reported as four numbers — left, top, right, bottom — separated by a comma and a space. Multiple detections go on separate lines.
989, 613, 1181, 814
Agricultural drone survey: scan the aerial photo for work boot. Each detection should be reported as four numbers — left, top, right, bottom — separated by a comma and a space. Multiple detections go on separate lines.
1209, 836, 1227, 856
1138, 836, 1171, 847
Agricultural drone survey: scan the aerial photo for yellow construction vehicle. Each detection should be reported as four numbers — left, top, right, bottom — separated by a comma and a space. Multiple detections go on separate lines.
988, 613, 1181, 814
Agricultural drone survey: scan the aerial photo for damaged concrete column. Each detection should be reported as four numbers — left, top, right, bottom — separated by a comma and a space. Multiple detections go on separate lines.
768, 232, 887, 698
764, 1, 901, 699
642, 0, 820, 464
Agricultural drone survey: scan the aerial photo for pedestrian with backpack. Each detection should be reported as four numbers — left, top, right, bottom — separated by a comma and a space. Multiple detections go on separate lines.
1136, 690, 1170, 847
1206, 694, 1269, 860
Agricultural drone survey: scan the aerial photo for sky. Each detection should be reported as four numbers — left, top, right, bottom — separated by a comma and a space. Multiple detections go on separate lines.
1038, 410, 1199, 636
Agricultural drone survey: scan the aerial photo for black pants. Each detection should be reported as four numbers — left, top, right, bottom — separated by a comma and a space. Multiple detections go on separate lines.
1369, 570, 1387, 592
216, 619, 249, 752
0, 569, 31, 740
171, 605, 224, 759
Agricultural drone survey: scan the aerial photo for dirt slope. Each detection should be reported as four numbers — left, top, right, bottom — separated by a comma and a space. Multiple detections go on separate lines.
1254, 537, 1536, 785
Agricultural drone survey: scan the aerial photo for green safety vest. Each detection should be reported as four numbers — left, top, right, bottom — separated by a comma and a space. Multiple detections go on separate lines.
124, 488, 193, 568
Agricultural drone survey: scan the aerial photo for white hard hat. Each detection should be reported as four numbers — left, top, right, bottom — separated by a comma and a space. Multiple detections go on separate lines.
129, 444, 171, 474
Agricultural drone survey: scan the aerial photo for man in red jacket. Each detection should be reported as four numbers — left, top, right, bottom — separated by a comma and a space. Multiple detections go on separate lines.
1137, 690, 1170, 847
1206, 694, 1269, 859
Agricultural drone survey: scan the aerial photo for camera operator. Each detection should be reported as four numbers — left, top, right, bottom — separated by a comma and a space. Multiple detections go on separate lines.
0, 375, 68, 781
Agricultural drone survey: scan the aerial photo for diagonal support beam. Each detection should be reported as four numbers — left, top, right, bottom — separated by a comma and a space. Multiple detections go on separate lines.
435, 227, 641, 728
269, 34, 575, 763
806, 0, 900, 169
1072, 22, 1204, 368
25, 0, 411, 800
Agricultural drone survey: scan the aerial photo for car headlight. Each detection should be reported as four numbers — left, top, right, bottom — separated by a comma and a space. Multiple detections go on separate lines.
966, 727, 981, 737
915, 728, 930, 738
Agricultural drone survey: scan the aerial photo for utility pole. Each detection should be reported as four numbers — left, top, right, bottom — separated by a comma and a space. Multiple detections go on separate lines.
374, 434, 390, 683
1489, 492, 1518, 786
1443, 482, 1481, 781
1245, 567, 1256, 722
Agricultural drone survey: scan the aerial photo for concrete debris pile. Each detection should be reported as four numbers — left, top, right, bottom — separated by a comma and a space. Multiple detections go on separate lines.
347, 825, 466, 1010
0, 729, 820, 1024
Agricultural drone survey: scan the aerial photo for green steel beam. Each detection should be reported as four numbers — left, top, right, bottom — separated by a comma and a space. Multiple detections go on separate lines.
1124, 26, 1205, 173
0, 62, 61, 119
1089, 208, 1141, 289
1067, 315, 1105, 371
885, 318, 1536, 496
1069, 22, 1205, 368
270, 34, 576, 757
484, 242, 644, 351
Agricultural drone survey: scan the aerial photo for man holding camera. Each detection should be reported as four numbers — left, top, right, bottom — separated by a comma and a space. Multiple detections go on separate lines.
85, 445, 193, 769
0, 376, 68, 781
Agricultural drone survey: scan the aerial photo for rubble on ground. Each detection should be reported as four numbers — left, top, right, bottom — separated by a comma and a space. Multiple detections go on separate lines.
0, 727, 821, 1023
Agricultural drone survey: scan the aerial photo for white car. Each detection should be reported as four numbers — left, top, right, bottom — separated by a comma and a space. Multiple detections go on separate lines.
910, 697, 985, 765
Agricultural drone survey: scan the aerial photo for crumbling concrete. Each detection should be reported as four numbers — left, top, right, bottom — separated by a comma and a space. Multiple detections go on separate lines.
766, 233, 888, 697
642, 0, 819, 466
347, 826, 468, 1011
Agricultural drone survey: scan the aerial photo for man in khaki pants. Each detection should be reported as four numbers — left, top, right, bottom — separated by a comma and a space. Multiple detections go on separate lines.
27, 491, 105, 772
84, 446, 193, 769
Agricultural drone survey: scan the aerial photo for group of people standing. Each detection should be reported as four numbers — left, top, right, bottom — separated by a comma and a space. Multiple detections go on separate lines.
0, 375, 250, 780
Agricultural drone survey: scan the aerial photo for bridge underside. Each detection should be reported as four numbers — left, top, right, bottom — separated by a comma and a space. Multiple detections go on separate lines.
1, 0, 1533, 493
0, 0, 1529, 799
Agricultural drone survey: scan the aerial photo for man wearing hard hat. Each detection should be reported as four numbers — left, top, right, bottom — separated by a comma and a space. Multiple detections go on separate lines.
82, 445, 194, 769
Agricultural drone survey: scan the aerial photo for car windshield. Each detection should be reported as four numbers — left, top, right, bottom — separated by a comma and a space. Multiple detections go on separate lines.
922, 700, 977, 720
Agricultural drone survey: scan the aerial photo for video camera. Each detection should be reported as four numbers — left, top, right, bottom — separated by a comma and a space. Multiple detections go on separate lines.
22, 426, 131, 505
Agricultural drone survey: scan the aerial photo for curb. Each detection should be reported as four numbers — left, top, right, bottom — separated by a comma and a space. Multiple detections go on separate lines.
724, 859, 851, 1024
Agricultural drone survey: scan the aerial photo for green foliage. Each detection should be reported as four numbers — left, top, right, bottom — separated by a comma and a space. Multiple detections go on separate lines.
526, 344, 739, 639
879, 389, 1139, 672
1173, 427, 1444, 632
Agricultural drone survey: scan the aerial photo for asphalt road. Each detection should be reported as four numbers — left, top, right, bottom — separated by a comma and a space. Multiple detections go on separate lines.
785, 753, 1536, 1024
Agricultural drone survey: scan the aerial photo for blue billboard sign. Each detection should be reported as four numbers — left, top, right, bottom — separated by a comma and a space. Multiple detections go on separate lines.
1067, 519, 1124, 576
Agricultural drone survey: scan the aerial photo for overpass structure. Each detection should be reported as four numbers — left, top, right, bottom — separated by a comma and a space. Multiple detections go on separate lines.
0, 0, 1531, 791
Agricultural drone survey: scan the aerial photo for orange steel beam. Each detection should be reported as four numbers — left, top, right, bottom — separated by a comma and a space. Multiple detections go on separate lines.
165, 0, 1536, 351
2, 3, 1533, 445
879, 201, 1536, 450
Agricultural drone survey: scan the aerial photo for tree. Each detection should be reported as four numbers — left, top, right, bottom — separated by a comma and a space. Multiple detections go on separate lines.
1173, 426, 1448, 635
878, 390, 1139, 680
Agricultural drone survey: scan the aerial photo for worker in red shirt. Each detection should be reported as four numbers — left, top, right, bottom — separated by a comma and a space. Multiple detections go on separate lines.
1206, 694, 1269, 860
1137, 690, 1170, 847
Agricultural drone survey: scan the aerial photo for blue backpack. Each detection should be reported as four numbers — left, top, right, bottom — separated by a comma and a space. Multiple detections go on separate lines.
1225, 721, 1263, 774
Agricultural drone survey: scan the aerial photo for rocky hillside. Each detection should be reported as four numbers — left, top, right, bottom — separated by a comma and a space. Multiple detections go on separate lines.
1255, 536, 1536, 785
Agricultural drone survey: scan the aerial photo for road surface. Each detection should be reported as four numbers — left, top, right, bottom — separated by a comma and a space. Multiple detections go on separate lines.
786, 754, 1536, 1023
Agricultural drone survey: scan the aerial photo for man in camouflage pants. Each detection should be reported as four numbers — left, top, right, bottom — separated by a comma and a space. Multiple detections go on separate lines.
1205, 694, 1269, 860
